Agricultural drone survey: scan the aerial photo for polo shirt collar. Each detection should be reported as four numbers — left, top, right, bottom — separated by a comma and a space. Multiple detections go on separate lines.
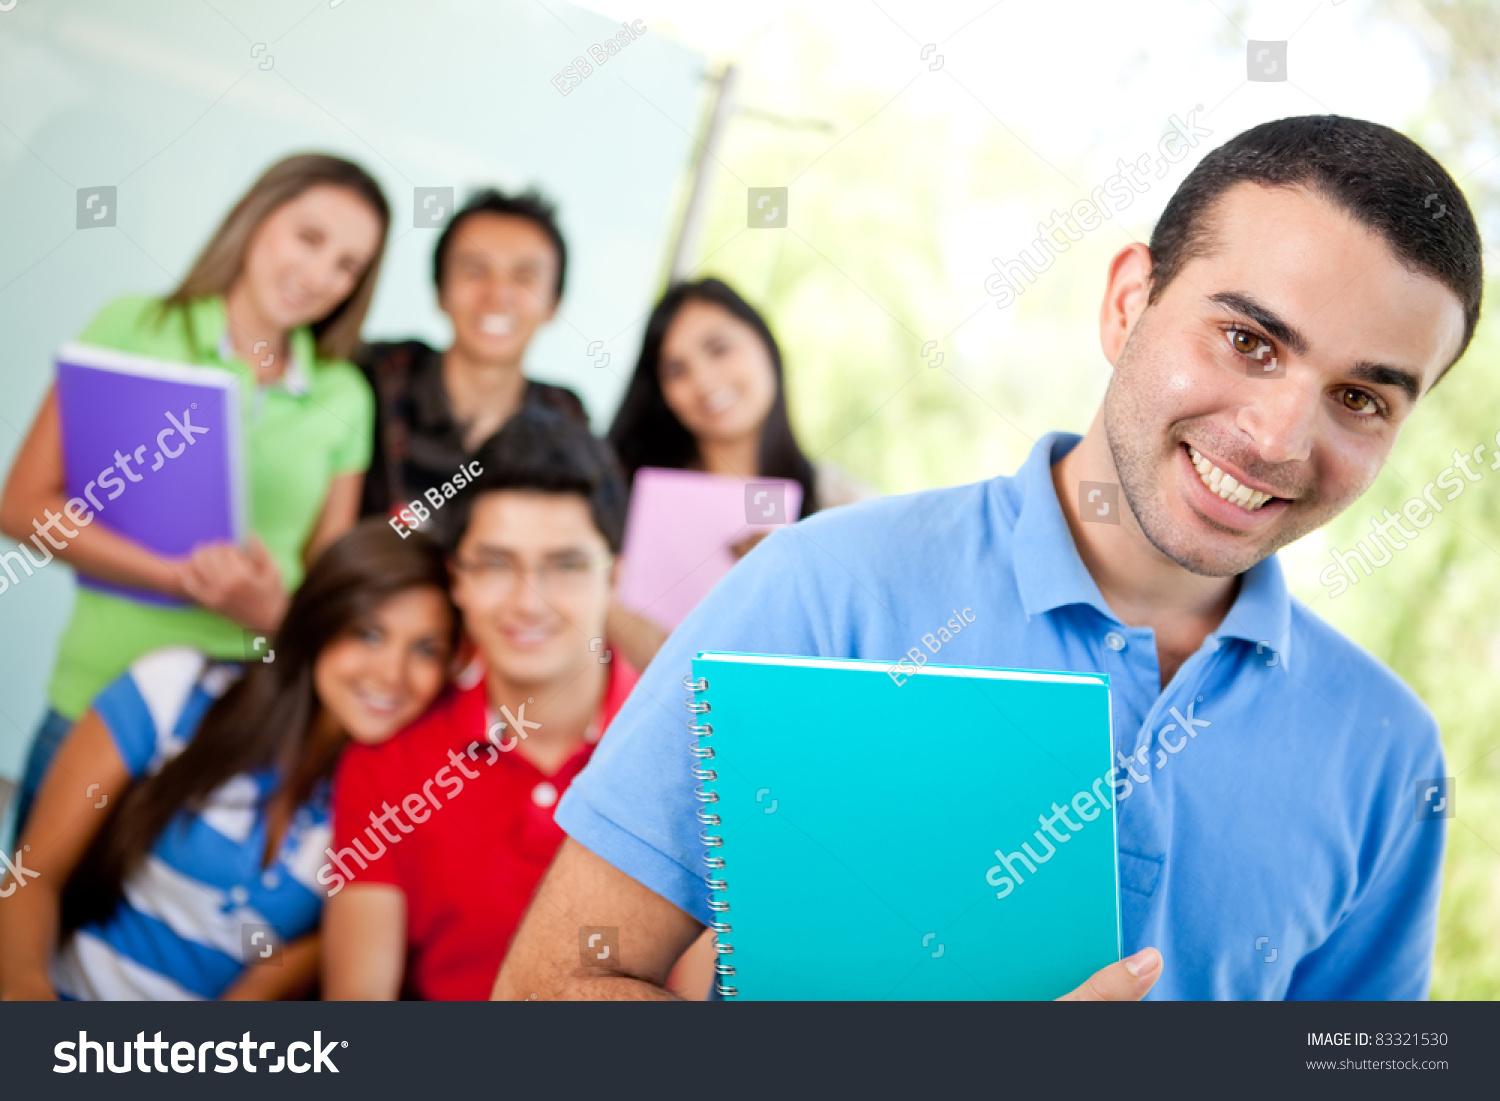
1212, 546, 1294, 673
1012, 432, 1119, 625
198, 295, 314, 396
450, 655, 622, 754
1009, 432, 1293, 673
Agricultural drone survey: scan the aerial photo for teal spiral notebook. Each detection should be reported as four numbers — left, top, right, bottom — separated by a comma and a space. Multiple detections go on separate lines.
687, 652, 1120, 1000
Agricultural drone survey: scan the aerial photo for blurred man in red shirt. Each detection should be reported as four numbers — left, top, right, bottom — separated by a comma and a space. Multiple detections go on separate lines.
321, 408, 639, 1000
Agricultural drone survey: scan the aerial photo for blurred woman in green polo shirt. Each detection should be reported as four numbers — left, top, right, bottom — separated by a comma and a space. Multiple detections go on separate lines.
0, 153, 390, 828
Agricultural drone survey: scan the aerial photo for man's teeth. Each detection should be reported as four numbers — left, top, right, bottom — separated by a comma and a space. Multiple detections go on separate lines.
479, 314, 515, 335
1187, 446, 1273, 511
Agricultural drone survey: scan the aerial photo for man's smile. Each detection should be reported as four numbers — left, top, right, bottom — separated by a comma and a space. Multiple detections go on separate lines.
1176, 442, 1293, 533
1186, 443, 1275, 510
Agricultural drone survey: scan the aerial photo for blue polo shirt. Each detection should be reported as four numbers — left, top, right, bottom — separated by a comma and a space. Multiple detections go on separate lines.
557, 433, 1446, 1000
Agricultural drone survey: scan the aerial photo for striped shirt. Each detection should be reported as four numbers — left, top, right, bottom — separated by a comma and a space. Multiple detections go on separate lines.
51, 647, 332, 1000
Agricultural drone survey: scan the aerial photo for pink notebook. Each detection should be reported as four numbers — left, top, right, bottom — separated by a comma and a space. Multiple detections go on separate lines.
616, 467, 802, 631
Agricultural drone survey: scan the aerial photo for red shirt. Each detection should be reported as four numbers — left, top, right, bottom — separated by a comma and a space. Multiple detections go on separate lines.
329, 658, 638, 1000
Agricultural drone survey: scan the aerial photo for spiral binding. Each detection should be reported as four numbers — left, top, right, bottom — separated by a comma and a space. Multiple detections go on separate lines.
685, 673, 736, 997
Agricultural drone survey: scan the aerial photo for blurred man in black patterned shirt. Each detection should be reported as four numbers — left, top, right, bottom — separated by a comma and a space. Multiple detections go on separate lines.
357, 188, 588, 520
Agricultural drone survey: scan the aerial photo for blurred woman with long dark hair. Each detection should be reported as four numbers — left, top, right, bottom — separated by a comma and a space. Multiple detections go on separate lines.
0, 522, 455, 1001
604, 278, 872, 667
608, 278, 832, 512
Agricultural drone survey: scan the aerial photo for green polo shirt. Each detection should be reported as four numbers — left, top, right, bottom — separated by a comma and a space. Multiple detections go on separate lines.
46, 294, 374, 719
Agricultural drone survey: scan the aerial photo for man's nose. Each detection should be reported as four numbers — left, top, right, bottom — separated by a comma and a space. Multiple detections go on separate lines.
506, 565, 552, 611
1234, 369, 1318, 466
483, 269, 530, 308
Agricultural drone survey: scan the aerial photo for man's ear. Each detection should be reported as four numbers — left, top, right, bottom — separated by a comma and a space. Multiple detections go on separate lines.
1099, 242, 1154, 367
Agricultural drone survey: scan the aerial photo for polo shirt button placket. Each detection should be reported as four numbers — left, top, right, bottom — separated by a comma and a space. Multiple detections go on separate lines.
223, 884, 251, 915
1104, 631, 1127, 652
531, 781, 559, 808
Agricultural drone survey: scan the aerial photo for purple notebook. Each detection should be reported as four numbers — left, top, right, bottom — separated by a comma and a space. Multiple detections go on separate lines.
55, 342, 245, 606
616, 467, 802, 631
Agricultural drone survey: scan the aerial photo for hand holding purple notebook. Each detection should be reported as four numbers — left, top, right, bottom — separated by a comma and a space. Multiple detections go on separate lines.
54, 342, 245, 605
615, 466, 801, 631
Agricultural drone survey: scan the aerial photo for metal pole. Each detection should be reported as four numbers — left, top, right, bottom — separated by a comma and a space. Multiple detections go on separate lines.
666, 63, 737, 283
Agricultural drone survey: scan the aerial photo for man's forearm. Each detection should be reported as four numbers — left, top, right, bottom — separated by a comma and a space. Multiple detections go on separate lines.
505, 970, 681, 1001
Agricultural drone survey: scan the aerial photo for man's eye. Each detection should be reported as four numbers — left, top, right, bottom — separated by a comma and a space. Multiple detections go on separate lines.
1227, 329, 1267, 357
1340, 387, 1377, 415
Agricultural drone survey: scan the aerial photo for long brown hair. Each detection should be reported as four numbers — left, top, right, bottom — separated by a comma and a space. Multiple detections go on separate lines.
61, 522, 454, 933
160, 153, 391, 361
607, 278, 819, 517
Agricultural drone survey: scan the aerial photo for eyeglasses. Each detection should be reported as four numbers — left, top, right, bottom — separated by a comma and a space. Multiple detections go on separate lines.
452, 553, 609, 594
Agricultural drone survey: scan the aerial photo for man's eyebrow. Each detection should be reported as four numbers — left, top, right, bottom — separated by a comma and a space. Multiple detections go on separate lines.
1208, 292, 1310, 357
469, 543, 591, 558
1349, 362, 1422, 405
1209, 292, 1426, 403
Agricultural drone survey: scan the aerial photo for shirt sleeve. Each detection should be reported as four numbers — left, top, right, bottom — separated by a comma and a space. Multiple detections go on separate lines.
91, 670, 162, 779
555, 526, 831, 924
91, 648, 209, 778
1284, 718, 1446, 1000
74, 295, 158, 353
354, 344, 394, 518
331, 745, 403, 888
325, 362, 377, 476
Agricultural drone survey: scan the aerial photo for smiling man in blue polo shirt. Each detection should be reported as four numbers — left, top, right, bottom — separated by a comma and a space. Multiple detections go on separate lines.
495, 115, 1482, 1001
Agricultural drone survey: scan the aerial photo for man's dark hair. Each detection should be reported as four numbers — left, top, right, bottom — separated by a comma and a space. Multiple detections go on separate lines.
443, 407, 626, 555
1149, 115, 1483, 371
432, 187, 568, 302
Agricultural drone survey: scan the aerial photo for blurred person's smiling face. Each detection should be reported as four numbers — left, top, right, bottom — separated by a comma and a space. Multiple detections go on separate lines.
1100, 182, 1467, 578
658, 300, 779, 452
439, 214, 559, 365
450, 491, 615, 689
237, 184, 383, 334
313, 587, 454, 746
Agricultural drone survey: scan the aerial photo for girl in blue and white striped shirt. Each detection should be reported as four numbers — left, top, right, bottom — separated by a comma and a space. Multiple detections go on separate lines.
0, 521, 455, 1000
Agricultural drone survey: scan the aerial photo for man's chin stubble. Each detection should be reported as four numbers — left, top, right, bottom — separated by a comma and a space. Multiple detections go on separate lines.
1141, 488, 1336, 579
1116, 474, 1276, 578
